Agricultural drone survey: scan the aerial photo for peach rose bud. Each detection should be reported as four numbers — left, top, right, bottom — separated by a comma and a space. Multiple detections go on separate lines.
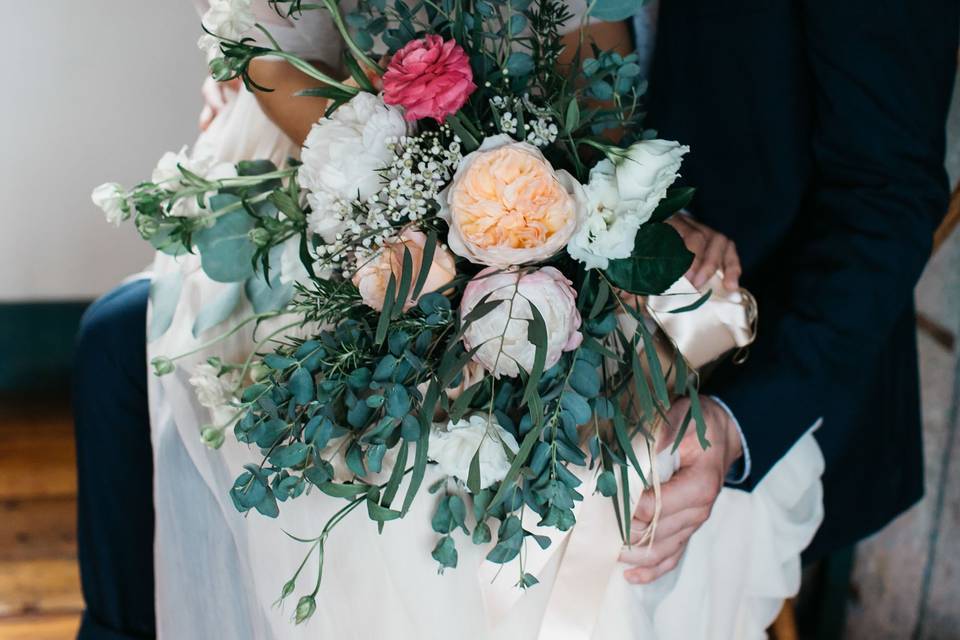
352, 229, 457, 312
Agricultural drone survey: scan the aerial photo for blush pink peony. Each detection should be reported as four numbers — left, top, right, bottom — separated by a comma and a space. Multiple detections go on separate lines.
382, 35, 476, 122
460, 267, 583, 378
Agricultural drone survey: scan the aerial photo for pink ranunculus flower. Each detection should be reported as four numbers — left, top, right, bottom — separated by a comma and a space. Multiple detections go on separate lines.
352, 229, 457, 312
382, 35, 476, 122
460, 267, 583, 378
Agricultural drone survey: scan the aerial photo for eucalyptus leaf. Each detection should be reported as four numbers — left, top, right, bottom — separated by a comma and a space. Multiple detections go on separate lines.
194, 204, 257, 283
605, 223, 694, 295
148, 271, 182, 341
192, 282, 242, 338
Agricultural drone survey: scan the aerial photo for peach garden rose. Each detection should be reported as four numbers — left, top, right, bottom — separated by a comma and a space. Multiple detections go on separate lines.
352, 229, 457, 312
438, 135, 583, 268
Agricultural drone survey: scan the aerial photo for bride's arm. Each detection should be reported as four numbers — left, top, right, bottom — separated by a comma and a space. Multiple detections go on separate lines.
238, 18, 633, 148
246, 59, 339, 146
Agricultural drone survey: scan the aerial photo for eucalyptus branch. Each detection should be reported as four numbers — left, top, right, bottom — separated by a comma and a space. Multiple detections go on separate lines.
319, 0, 385, 73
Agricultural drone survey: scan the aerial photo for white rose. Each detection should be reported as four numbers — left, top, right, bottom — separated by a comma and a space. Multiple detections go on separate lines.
429, 413, 520, 489
299, 93, 409, 243
91, 182, 128, 226
152, 146, 237, 218
189, 363, 242, 410
611, 139, 689, 212
460, 267, 583, 378
198, 0, 256, 60
567, 159, 648, 270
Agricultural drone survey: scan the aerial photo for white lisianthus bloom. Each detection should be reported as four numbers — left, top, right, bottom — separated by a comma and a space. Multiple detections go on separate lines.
429, 413, 520, 489
568, 159, 649, 270
460, 267, 582, 378
189, 363, 242, 410
152, 146, 237, 218
91, 182, 128, 226
299, 93, 409, 242
198, 0, 256, 60
611, 139, 689, 213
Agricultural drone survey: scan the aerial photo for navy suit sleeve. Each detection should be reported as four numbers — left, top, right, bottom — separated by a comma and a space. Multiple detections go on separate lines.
703, 0, 958, 488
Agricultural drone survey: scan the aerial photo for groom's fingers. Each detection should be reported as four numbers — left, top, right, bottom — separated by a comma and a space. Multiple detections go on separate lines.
629, 506, 709, 544
692, 234, 728, 288
621, 535, 692, 583
722, 242, 741, 290
619, 525, 693, 568
633, 464, 720, 525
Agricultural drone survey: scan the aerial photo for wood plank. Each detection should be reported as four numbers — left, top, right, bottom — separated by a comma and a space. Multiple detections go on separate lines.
0, 498, 77, 563
0, 613, 80, 640
0, 400, 76, 501
0, 559, 82, 617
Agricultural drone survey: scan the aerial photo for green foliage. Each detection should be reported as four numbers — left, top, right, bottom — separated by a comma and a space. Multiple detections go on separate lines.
604, 223, 695, 295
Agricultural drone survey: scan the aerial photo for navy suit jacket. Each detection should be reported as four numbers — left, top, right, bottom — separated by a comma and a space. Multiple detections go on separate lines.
645, 0, 958, 558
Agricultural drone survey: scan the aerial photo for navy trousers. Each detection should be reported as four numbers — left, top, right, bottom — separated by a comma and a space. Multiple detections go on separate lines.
72, 279, 156, 639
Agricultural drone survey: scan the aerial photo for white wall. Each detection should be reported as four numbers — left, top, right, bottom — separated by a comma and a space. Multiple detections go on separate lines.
0, 1, 206, 301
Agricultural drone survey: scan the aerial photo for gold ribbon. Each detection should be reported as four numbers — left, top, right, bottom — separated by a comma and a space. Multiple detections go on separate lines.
478, 272, 758, 639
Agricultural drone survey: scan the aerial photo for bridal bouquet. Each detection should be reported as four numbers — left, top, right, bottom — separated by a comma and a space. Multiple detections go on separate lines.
94, 0, 723, 624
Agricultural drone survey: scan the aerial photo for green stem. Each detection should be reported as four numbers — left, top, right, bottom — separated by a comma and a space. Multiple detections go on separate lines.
167, 311, 281, 364
319, 0, 385, 74
269, 50, 361, 94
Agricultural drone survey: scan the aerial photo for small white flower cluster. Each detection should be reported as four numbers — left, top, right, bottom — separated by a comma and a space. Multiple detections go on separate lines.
499, 111, 519, 134
151, 146, 237, 218
314, 129, 464, 273
189, 362, 243, 433
91, 183, 129, 226
197, 0, 256, 61
524, 117, 560, 147
489, 93, 558, 147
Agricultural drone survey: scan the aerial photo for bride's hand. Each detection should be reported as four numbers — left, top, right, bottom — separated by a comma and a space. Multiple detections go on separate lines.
198, 76, 240, 131
665, 214, 742, 291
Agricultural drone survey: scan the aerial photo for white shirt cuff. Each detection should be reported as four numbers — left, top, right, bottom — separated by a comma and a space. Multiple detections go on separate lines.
708, 395, 751, 484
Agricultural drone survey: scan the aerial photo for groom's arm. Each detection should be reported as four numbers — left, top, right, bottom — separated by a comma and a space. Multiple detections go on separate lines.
704, 0, 958, 488
622, 0, 957, 583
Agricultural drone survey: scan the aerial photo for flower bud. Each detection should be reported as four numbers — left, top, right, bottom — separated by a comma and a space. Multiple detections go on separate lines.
294, 595, 317, 624
208, 58, 233, 82
250, 361, 271, 383
201, 426, 225, 449
248, 228, 272, 247
136, 216, 160, 240
151, 356, 175, 376
280, 580, 295, 601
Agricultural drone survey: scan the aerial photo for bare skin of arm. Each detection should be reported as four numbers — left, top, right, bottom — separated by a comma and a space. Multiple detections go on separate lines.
230, 21, 633, 146
246, 58, 340, 146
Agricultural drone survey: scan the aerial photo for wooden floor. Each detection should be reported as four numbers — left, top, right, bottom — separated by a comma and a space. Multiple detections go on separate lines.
0, 397, 81, 639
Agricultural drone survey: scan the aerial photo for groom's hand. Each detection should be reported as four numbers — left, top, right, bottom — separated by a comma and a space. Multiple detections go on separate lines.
619, 397, 742, 584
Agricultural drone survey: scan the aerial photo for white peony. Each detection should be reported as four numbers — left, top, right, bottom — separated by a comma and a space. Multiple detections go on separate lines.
198, 0, 256, 60
460, 267, 582, 378
611, 139, 689, 213
91, 182, 128, 226
429, 413, 520, 489
189, 362, 242, 410
298, 92, 408, 242
152, 146, 237, 218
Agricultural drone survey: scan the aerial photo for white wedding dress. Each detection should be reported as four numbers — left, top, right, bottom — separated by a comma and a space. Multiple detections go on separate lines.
148, 3, 826, 638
